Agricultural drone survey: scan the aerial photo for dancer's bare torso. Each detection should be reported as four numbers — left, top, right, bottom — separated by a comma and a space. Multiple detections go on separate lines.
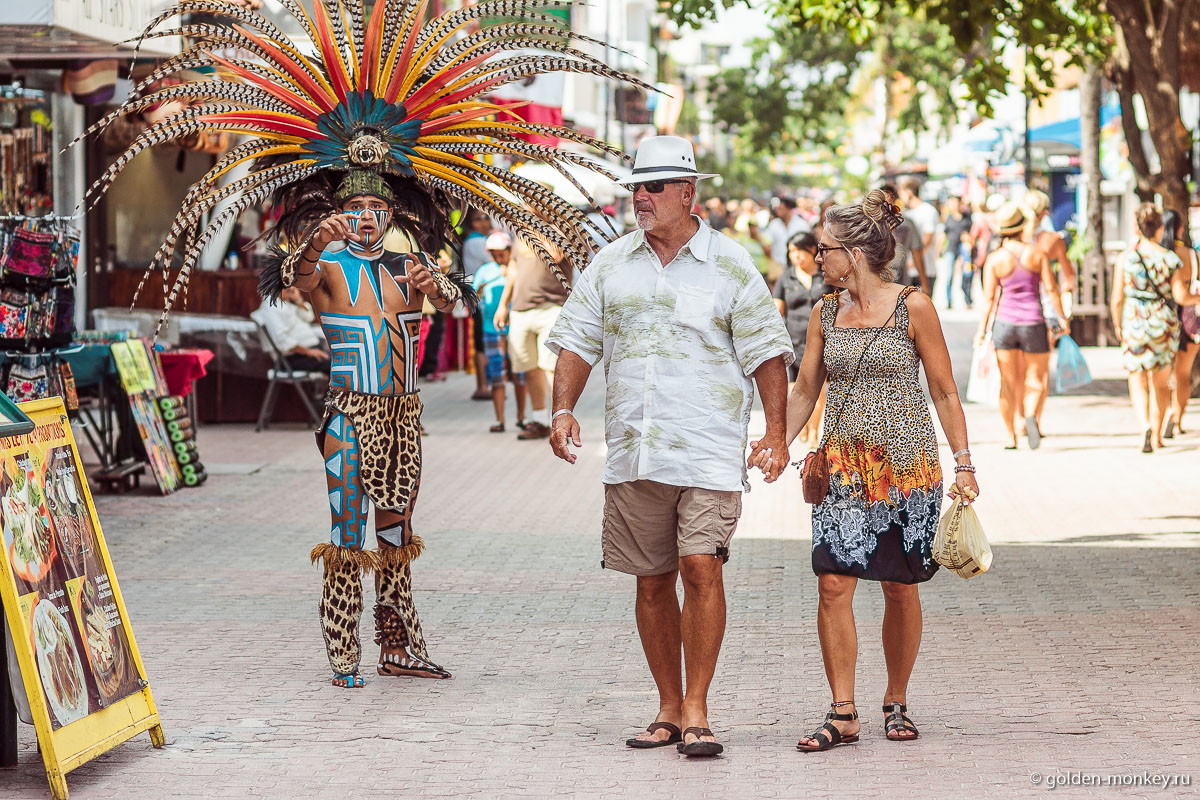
307, 246, 430, 394
289, 203, 447, 395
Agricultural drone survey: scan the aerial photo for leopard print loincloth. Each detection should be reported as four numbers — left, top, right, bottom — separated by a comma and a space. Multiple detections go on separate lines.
318, 387, 422, 513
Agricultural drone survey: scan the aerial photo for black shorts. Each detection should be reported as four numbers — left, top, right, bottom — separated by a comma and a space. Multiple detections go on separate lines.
992, 321, 1050, 354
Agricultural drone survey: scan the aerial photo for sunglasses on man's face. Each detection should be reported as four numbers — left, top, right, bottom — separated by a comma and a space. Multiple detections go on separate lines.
636, 179, 688, 194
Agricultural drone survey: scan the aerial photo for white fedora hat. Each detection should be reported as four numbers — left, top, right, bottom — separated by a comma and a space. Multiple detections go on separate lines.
620, 135, 718, 188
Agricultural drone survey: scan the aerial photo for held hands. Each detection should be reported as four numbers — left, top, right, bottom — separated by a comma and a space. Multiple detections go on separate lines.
312, 214, 363, 250
747, 434, 789, 483
549, 413, 581, 464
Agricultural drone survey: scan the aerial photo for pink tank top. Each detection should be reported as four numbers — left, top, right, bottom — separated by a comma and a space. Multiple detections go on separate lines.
995, 249, 1044, 325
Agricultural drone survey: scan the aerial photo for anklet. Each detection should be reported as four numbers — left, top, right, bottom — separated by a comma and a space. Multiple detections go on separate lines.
831, 700, 855, 707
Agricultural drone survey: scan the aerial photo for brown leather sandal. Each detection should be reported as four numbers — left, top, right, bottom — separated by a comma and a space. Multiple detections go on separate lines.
625, 721, 681, 749
883, 702, 919, 741
676, 726, 723, 757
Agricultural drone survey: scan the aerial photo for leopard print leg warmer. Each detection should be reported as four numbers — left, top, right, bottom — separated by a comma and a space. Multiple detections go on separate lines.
374, 537, 429, 661
312, 544, 376, 675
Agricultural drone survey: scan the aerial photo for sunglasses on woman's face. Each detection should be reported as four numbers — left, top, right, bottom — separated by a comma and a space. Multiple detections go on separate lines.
636, 179, 688, 194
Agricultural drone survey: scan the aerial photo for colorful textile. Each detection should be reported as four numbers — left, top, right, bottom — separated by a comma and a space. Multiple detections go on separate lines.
472, 261, 508, 337
1119, 244, 1182, 373
159, 349, 214, 397
811, 287, 942, 584
546, 220, 793, 492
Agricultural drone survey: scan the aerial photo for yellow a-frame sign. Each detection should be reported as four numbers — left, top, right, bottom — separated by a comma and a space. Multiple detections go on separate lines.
0, 398, 163, 799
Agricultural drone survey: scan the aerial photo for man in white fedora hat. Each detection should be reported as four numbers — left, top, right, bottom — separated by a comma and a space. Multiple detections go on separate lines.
545, 135, 793, 757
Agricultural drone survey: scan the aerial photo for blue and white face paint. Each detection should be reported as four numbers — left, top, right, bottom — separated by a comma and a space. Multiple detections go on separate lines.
346, 207, 391, 258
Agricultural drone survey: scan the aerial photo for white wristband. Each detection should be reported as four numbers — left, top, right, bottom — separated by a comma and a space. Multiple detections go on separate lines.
552, 409, 575, 422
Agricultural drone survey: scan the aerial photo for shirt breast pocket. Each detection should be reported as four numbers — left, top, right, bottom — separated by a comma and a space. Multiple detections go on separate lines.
673, 283, 716, 330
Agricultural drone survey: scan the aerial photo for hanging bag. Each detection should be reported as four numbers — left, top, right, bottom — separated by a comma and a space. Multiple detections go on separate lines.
1, 228, 56, 281
798, 297, 900, 505
1053, 335, 1092, 393
932, 489, 993, 579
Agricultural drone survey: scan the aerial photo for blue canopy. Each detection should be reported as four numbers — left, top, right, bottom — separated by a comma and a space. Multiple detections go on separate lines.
1029, 105, 1120, 150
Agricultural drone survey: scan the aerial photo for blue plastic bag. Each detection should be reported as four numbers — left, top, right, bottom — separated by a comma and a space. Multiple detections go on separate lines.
1054, 335, 1092, 393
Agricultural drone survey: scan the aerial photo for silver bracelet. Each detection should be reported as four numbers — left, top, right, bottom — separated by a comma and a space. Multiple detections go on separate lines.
952, 448, 970, 460
551, 409, 574, 422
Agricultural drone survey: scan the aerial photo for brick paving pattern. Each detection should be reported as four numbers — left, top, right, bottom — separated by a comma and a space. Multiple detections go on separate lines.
4, 317, 1198, 799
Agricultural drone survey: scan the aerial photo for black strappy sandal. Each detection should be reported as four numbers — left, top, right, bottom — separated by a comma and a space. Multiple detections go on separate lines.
796, 703, 859, 752
883, 702, 919, 741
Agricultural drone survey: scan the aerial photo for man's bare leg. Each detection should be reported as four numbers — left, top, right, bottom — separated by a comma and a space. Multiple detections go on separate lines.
678, 554, 726, 748
630, 570, 683, 744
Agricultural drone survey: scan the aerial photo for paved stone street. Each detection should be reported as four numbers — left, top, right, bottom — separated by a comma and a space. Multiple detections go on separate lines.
5, 316, 1199, 799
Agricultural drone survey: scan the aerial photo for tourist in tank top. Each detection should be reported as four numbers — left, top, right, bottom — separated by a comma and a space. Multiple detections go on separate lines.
975, 203, 1068, 450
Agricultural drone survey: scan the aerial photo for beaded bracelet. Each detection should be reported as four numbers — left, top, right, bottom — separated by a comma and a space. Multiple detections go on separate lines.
954, 464, 976, 473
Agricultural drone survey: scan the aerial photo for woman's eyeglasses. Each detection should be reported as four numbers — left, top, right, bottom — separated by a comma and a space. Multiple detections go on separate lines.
635, 179, 688, 194
815, 243, 848, 257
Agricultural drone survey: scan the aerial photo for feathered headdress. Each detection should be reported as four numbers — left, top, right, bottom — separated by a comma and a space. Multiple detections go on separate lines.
79, 0, 652, 326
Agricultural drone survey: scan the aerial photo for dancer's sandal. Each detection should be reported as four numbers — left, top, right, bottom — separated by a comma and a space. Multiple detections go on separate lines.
625, 721, 681, 749
796, 704, 859, 752
331, 671, 365, 688
676, 727, 723, 757
377, 651, 452, 679
883, 702, 919, 741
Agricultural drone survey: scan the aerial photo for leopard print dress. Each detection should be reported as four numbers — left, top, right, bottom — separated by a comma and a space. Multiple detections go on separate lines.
811, 287, 942, 584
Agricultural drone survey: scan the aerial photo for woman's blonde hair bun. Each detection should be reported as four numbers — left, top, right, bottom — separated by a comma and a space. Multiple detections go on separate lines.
861, 188, 904, 231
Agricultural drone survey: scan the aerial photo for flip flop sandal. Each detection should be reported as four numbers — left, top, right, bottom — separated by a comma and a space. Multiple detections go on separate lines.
625, 721, 681, 749
797, 708, 859, 752
883, 702, 920, 741
377, 652, 452, 679
331, 672, 365, 688
489, 423, 505, 433
1024, 416, 1041, 450
676, 727, 723, 757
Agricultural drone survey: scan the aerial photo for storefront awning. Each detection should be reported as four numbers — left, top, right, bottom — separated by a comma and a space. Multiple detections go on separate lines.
1029, 105, 1121, 154
0, 0, 178, 61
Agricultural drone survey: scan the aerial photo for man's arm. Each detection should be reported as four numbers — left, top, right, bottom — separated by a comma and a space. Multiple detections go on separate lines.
746, 355, 789, 482
548, 350, 593, 464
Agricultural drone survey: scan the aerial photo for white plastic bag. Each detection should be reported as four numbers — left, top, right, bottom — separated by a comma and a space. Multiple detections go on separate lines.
932, 493, 992, 579
965, 338, 1000, 406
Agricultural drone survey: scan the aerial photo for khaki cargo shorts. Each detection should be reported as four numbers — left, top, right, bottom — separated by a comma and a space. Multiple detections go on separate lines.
601, 480, 743, 576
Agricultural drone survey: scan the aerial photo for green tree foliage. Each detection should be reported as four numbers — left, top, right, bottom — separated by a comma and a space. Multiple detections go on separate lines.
701, 7, 961, 158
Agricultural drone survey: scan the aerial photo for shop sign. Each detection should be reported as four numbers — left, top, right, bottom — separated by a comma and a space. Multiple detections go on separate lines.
0, 397, 164, 800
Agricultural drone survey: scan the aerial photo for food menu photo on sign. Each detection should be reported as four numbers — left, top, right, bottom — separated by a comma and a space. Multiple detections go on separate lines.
2, 409, 142, 727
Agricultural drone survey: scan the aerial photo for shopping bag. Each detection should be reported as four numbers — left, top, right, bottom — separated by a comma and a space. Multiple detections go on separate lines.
965, 337, 1000, 406
1053, 335, 1092, 394
932, 493, 992, 579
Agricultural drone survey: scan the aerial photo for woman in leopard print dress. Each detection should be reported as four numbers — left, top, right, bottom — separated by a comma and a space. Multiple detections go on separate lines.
774, 190, 979, 752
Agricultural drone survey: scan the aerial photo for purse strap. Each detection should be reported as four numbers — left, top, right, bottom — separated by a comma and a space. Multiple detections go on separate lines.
1134, 246, 1178, 319
818, 291, 904, 449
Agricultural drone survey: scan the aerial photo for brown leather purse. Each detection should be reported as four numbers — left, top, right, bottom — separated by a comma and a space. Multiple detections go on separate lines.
798, 302, 900, 505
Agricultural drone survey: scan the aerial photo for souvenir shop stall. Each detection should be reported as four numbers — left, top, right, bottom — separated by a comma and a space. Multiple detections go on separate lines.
0, 8, 208, 496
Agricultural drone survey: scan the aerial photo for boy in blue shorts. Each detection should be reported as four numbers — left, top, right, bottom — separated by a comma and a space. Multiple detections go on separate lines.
472, 232, 527, 432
